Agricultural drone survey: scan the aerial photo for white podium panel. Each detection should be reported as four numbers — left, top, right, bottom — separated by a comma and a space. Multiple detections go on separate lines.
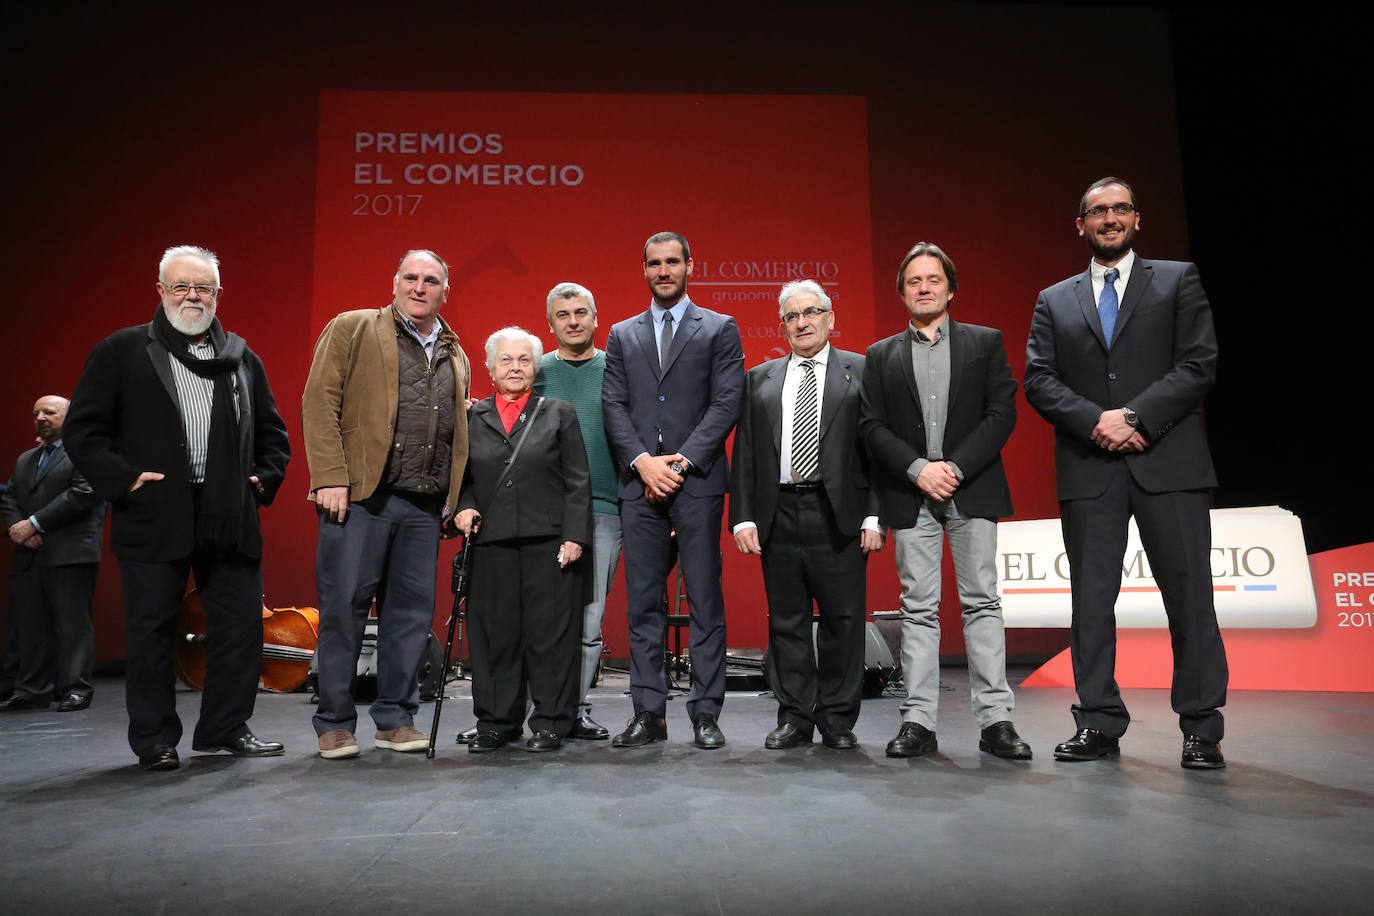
998, 506, 1316, 628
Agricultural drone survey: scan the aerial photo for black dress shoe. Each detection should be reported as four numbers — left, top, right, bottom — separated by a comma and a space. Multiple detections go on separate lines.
885, 722, 938, 758
979, 721, 1032, 759
764, 722, 813, 749
195, 732, 285, 757
138, 745, 180, 771
0, 692, 51, 711
821, 728, 858, 750
1181, 735, 1226, 769
458, 724, 523, 745
57, 692, 92, 712
569, 714, 610, 740
469, 729, 510, 753
612, 711, 667, 747
692, 715, 725, 749
1053, 727, 1119, 761
526, 730, 562, 753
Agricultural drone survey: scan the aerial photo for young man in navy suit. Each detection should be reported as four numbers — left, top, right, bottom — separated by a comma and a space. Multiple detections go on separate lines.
602, 231, 744, 749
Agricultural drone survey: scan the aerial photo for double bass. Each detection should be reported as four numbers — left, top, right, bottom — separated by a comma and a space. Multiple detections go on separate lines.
174, 590, 320, 693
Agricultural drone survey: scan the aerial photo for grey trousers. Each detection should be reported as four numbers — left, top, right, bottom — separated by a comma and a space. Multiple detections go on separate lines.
578, 511, 623, 716
891, 499, 1013, 731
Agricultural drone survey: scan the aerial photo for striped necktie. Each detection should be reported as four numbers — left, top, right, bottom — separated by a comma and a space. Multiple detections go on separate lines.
791, 359, 819, 481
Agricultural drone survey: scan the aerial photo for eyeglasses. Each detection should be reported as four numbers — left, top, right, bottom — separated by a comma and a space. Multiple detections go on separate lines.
1083, 203, 1137, 219
164, 282, 219, 299
782, 306, 831, 325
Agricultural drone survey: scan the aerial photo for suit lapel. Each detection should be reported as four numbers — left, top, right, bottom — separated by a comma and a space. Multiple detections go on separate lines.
15, 448, 38, 499
144, 326, 180, 409
759, 359, 787, 456
661, 302, 701, 378
32, 443, 68, 486
1073, 269, 1108, 351
631, 310, 661, 382
896, 329, 923, 420
945, 318, 965, 409
1111, 257, 1153, 345
475, 397, 507, 440
820, 350, 856, 439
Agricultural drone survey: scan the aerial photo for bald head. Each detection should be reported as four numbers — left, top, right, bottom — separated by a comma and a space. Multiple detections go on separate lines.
33, 395, 68, 443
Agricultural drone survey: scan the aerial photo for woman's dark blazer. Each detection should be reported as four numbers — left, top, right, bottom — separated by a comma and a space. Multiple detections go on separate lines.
457, 395, 592, 546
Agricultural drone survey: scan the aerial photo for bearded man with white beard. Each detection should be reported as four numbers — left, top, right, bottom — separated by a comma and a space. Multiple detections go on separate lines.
64, 245, 291, 772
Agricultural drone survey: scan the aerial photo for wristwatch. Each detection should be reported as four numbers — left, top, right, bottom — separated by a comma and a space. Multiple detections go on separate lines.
1121, 407, 1139, 428
669, 460, 686, 475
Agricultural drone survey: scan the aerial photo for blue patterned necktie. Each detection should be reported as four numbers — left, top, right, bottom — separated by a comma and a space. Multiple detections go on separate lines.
1099, 268, 1120, 346
33, 444, 54, 482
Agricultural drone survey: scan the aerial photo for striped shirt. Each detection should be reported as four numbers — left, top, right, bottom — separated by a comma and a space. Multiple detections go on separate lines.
168, 341, 238, 482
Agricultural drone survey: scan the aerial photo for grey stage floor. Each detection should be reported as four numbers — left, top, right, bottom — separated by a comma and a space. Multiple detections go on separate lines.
1, 666, 1370, 915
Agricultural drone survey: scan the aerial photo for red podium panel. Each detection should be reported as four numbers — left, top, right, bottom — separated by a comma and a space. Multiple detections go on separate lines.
1024, 541, 1374, 692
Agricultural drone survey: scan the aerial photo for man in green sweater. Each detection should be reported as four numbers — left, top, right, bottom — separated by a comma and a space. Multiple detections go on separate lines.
533, 282, 622, 740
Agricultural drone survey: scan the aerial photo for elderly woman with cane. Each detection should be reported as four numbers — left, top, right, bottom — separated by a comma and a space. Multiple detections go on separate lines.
455, 326, 591, 753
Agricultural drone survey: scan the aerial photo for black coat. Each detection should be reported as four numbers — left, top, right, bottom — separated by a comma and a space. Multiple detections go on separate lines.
63, 321, 290, 562
860, 316, 1017, 525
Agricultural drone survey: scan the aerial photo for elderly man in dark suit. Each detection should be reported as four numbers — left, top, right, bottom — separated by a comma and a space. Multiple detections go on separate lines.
861, 242, 1030, 760
64, 245, 291, 771
602, 231, 744, 749
1024, 177, 1228, 769
729, 280, 883, 750
1, 395, 106, 712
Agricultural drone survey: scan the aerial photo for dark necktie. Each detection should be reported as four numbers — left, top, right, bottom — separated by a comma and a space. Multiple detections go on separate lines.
33, 444, 54, 483
791, 359, 819, 481
659, 311, 674, 370
1100, 268, 1120, 346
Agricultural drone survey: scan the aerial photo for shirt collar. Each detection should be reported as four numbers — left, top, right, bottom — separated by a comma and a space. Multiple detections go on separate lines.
392, 304, 445, 347
908, 320, 948, 344
496, 392, 532, 431
651, 297, 691, 324
1091, 248, 1136, 283
789, 342, 831, 368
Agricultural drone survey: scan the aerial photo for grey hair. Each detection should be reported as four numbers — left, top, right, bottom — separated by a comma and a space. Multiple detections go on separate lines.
546, 282, 597, 324
395, 249, 450, 284
159, 245, 221, 287
484, 325, 544, 370
777, 279, 832, 320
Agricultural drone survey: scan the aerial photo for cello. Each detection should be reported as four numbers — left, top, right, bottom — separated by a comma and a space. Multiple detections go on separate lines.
174, 590, 320, 693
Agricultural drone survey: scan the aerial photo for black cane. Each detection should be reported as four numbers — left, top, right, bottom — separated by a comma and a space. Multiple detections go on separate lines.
427, 524, 477, 758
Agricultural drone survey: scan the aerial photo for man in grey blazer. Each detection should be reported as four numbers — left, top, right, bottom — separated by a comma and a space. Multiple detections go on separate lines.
729, 280, 883, 750
1024, 177, 1228, 769
602, 231, 744, 749
1, 395, 106, 712
860, 242, 1030, 760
